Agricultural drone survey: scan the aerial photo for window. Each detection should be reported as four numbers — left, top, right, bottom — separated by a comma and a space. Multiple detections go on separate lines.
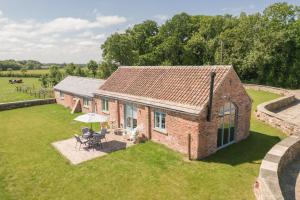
154, 111, 166, 132
83, 98, 90, 107
125, 104, 137, 130
59, 91, 64, 99
217, 102, 236, 149
102, 98, 109, 112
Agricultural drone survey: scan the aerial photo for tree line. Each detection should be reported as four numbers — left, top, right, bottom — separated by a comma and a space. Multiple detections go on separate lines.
38, 61, 100, 87
100, 2, 300, 88
0, 60, 42, 71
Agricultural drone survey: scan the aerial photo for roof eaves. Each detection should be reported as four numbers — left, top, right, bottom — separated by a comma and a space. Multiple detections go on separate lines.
94, 90, 202, 116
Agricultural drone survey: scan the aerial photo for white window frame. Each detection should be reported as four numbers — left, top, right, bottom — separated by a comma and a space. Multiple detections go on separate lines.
59, 91, 64, 99
83, 97, 90, 108
154, 111, 166, 133
102, 98, 109, 112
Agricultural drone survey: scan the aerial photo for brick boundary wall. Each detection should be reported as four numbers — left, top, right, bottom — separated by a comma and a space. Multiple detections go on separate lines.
254, 133, 300, 200
243, 84, 300, 135
0, 98, 56, 111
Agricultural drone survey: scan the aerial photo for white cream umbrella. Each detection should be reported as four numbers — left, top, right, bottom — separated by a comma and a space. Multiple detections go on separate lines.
74, 113, 109, 129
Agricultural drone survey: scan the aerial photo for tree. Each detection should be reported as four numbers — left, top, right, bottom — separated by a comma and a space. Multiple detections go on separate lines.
48, 65, 62, 86
74, 66, 86, 76
99, 3, 300, 88
20, 68, 27, 75
98, 61, 118, 79
86, 60, 98, 77
39, 74, 49, 88
65, 63, 76, 75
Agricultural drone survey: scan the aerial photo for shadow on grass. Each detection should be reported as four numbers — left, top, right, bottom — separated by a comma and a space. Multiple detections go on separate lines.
203, 131, 281, 166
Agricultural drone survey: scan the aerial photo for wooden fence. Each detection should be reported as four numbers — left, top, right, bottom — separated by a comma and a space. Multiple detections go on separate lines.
15, 85, 54, 99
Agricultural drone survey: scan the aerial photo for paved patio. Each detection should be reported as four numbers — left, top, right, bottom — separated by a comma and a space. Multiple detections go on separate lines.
52, 134, 134, 165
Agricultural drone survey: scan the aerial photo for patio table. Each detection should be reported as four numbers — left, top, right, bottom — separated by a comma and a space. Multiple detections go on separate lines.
114, 128, 127, 135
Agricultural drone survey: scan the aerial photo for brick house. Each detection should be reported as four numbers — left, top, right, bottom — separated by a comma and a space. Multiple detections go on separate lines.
54, 76, 105, 113
93, 66, 252, 159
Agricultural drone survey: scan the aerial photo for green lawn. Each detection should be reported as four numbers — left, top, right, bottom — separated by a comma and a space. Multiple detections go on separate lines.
0, 89, 285, 200
0, 77, 41, 103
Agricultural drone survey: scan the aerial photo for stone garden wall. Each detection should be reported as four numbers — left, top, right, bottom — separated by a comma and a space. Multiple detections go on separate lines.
247, 84, 300, 199
243, 84, 290, 96
255, 133, 300, 200
256, 95, 300, 135
0, 98, 56, 111
244, 84, 299, 135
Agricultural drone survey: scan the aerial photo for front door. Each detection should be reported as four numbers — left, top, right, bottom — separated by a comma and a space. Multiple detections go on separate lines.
124, 104, 137, 131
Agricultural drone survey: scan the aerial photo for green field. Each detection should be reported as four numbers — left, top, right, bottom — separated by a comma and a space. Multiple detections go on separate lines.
0, 69, 65, 75
0, 89, 285, 200
0, 77, 41, 103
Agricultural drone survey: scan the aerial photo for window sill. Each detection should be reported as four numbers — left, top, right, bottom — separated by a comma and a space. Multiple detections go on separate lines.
102, 110, 109, 114
83, 106, 90, 109
60, 98, 64, 100
153, 128, 167, 135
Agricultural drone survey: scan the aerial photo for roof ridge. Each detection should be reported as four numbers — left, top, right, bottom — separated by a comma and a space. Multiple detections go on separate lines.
119, 65, 232, 69
66, 75, 105, 81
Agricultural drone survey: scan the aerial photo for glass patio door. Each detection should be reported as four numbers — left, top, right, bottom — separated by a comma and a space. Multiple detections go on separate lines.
124, 104, 137, 131
217, 102, 236, 149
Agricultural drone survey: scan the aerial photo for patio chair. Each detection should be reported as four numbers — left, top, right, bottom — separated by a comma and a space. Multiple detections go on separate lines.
100, 128, 108, 140
91, 134, 105, 149
108, 120, 117, 134
74, 134, 88, 150
81, 127, 91, 139
129, 128, 139, 142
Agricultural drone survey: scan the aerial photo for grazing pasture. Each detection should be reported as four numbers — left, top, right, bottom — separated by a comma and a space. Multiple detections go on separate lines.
0, 77, 41, 103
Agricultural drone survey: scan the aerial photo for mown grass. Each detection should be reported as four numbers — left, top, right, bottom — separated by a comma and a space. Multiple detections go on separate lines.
0, 89, 285, 200
0, 77, 41, 103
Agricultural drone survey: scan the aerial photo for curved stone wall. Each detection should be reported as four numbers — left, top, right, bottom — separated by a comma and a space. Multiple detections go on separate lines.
247, 84, 300, 199
255, 134, 300, 200
244, 84, 299, 135
256, 95, 300, 135
243, 84, 290, 96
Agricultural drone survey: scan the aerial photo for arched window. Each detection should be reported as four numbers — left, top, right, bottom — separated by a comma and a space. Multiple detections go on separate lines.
217, 102, 236, 149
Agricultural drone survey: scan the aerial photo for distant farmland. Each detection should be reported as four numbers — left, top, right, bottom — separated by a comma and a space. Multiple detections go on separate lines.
0, 68, 65, 75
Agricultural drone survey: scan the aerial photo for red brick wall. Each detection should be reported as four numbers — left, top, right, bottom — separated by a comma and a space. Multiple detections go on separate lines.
95, 98, 118, 126
54, 90, 74, 108
198, 68, 252, 158
92, 69, 251, 159
150, 109, 199, 158
55, 90, 94, 113
99, 98, 200, 158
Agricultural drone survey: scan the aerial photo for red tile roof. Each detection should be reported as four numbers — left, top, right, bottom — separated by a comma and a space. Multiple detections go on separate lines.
95, 66, 232, 115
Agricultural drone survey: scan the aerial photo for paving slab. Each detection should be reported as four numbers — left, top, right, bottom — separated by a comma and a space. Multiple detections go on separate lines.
52, 134, 134, 165
275, 99, 300, 125
280, 157, 300, 200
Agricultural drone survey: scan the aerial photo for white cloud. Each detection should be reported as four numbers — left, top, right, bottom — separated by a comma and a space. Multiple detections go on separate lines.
38, 15, 126, 34
154, 14, 169, 23
0, 10, 2, 16
92, 34, 105, 40
0, 13, 127, 63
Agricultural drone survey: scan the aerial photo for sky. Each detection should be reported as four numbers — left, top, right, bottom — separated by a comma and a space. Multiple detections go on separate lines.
0, 0, 299, 64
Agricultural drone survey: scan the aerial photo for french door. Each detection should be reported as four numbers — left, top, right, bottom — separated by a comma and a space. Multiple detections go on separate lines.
124, 104, 137, 131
